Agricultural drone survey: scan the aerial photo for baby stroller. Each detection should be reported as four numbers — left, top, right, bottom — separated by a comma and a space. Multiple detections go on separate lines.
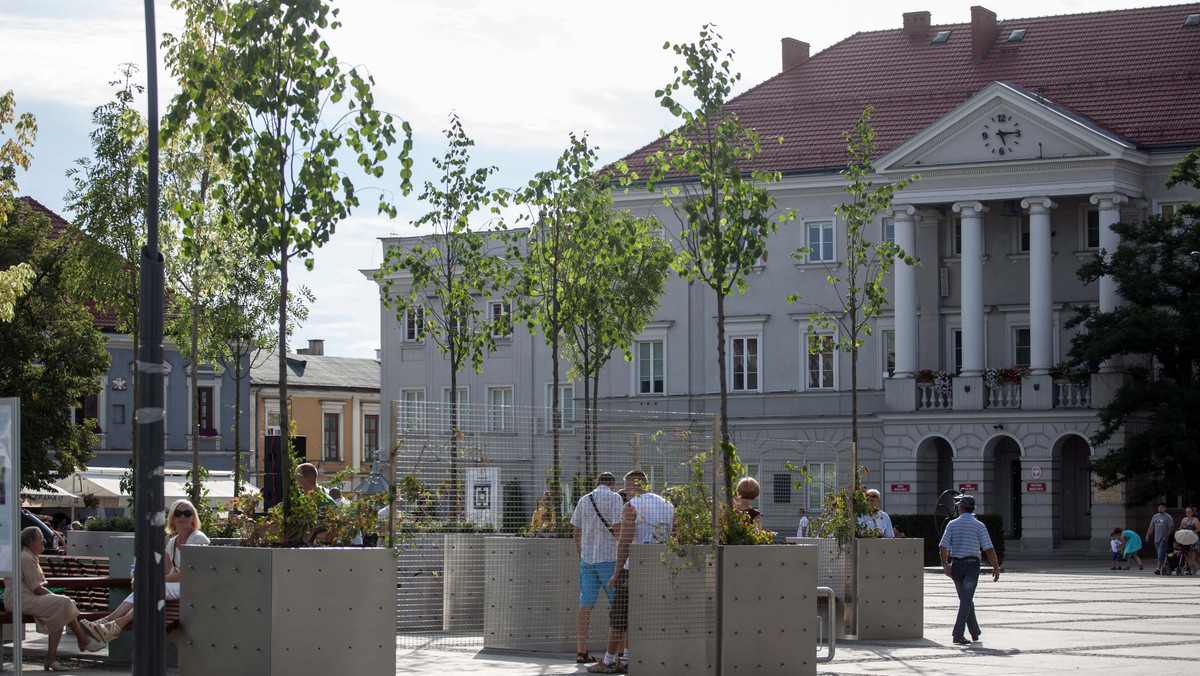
1164, 542, 1187, 575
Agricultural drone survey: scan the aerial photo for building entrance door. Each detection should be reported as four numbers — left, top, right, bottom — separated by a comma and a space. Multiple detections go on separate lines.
993, 439, 1022, 539
1061, 436, 1092, 540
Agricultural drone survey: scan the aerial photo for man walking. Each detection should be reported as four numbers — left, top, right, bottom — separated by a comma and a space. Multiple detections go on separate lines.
938, 495, 999, 645
1146, 502, 1175, 575
571, 472, 623, 664
589, 470, 674, 674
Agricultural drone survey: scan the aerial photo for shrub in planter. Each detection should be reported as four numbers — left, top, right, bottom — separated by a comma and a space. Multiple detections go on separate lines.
84, 515, 135, 532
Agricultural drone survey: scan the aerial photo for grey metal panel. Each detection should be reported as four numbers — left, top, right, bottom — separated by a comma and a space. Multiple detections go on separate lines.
721, 545, 816, 676
180, 546, 394, 676
628, 544, 713, 676
442, 534, 485, 631
396, 534, 443, 631
855, 538, 924, 639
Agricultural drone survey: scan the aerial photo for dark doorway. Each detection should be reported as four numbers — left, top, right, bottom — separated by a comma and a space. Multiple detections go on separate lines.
992, 438, 1022, 539
936, 438, 955, 515
1061, 436, 1093, 540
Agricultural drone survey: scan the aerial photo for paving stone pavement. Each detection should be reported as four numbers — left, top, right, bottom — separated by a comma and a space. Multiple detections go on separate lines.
5, 554, 1198, 675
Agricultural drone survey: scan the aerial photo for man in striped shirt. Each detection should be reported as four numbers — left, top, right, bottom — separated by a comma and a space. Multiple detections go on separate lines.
938, 495, 1000, 645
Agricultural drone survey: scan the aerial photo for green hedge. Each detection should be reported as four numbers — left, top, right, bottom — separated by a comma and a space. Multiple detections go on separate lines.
83, 515, 135, 532
891, 513, 1005, 566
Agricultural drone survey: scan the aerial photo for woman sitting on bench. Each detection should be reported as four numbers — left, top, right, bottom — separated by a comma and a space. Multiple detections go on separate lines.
81, 499, 209, 642
3, 526, 105, 671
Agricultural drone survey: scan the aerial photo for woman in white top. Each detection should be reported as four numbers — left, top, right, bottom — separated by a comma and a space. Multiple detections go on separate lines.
81, 499, 210, 642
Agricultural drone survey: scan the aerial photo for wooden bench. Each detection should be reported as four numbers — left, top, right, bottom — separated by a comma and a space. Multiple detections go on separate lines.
1, 576, 178, 632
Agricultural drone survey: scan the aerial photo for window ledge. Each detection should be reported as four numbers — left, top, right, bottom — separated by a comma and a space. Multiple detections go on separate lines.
1073, 249, 1100, 260
793, 261, 842, 272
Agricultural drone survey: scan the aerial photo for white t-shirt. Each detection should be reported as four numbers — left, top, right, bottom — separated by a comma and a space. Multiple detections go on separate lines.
797, 516, 809, 538
570, 486, 623, 564
624, 492, 675, 570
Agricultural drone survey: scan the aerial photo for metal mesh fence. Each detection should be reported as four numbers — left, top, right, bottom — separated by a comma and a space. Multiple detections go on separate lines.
384, 401, 849, 650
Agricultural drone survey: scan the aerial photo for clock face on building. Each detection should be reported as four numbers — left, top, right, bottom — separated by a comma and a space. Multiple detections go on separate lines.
980, 112, 1023, 156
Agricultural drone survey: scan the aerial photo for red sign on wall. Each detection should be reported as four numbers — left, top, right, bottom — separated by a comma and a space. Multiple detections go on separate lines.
1026, 482, 1047, 492
958, 483, 979, 492
890, 484, 910, 492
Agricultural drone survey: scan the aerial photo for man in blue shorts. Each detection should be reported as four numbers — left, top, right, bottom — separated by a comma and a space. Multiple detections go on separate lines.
570, 472, 623, 664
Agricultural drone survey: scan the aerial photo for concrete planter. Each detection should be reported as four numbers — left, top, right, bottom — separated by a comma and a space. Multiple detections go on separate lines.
180, 546, 395, 676
483, 536, 610, 652
442, 534, 485, 631
627, 544, 817, 676
785, 537, 924, 639
66, 530, 130, 557
395, 534, 444, 632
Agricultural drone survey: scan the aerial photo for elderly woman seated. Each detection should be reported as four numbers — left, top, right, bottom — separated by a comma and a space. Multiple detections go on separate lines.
3, 526, 104, 671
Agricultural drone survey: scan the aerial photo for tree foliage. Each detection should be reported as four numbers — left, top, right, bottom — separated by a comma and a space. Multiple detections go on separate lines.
376, 114, 509, 516
1067, 153, 1200, 504
512, 133, 602, 515
563, 207, 673, 479
0, 199, 110, 487
171, 0, 412, 516
623, 25, 793, 512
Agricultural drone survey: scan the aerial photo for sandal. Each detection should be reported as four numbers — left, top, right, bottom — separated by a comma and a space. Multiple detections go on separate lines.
588, 661, 623, 674
576, 652, 597, 664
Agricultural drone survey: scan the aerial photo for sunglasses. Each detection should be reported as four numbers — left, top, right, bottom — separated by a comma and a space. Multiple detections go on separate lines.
173, 509, 193, 518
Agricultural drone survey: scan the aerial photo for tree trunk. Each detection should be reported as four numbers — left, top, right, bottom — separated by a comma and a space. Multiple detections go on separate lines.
278, 235, 291, 517
190, 289, 201, 506
715, 291, 733, 513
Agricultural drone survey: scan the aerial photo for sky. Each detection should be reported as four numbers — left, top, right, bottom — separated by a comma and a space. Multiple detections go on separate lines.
0, 0, 1172, 359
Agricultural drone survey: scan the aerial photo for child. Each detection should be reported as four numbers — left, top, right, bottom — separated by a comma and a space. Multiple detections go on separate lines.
1110, 529, 1123, 570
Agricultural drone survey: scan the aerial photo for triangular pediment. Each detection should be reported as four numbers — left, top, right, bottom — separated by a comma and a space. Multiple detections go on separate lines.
877, 82, 1136, 173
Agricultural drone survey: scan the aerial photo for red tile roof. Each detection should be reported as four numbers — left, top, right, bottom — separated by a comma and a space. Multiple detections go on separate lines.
620, 3, 1200, 174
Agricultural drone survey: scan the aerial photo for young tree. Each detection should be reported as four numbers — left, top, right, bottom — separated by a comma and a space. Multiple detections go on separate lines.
513, 133, 600, 515
563, 207, 673, 479
172, 0, 412, 517
791, 106, 917, 488
376, 115, 509, 517
64, 66, 159, 461
1068, 149, 1200, 504
626, 26, 793, 510
0, 90, 37, 319
0, 199, 110, 487
788, 107, 917, 635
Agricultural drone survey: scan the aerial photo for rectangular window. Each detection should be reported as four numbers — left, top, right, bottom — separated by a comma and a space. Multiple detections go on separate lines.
403, 307, 425, 342
730, 337, 759, 392
490, 300, 512, 339
807, 334, 835, 390
73, 393, 99, 425
489, 387, 513, 431
1013, 327, 1031, 367
773, 473, 793, 504
637, 340, 665, 395
1018, 217, 1031, 253
953, 216, 963, 256
197, 386, 214, 431
806, 463, 837, 511
545, 384, 574, 431
323, 413, 340, 461
883, 330, 896, 379
442, 388, 468, 432
400, 390, 425, 432
265, 405, 281, 437
807, 222, 835, 262
1085, 210, 1100, 249
363, 414, 379, 460
648, 464, 667, 492
883, 218, 895, 245
952, 329, 963, 375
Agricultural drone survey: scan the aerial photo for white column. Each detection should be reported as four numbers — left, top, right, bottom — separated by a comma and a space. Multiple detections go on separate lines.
953, 202, 988, 377
892, 205, 919, 378
1022, 197, 1057, 375
1090, 193, 1129, 313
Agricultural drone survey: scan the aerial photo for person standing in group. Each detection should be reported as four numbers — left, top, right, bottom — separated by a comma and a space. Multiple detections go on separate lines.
588, 470, 674, 674
1146, 502, 1175, 575
938, 495, 999, 645
735, 477, 763, 527
570, 472, 623, 665
796, 508, 809, 537
1177, 505, 1199, 575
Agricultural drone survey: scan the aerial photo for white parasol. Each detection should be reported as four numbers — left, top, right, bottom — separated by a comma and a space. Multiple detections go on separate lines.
1175, 529, 1198, 546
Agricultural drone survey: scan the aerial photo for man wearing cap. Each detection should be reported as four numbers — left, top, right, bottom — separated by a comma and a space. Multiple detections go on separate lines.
938, 495, 999, 645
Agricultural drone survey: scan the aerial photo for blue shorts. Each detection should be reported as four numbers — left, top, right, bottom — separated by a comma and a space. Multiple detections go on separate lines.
579, 560, 615, 606
1157, 538, 1171, 561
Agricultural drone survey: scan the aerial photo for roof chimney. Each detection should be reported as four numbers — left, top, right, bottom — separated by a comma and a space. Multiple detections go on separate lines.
298, 339, 324, 356
781, 37, 810, 72
971, 6, 998, 62
903, 11, 931, 35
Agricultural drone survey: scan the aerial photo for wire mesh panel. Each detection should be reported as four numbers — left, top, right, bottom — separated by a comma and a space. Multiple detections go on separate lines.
386, 401, 848, 653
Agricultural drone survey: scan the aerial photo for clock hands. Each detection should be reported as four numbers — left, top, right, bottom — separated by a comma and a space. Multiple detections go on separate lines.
995, 128, 1021, 145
